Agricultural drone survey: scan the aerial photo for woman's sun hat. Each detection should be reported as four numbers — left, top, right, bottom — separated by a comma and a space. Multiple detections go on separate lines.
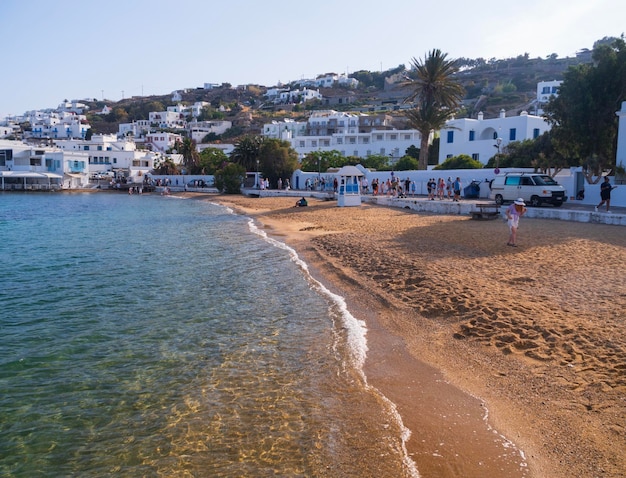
514, 198, 526, 206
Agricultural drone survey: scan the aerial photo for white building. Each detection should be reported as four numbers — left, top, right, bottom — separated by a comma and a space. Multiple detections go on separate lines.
144, 132, 183, 153
149, 109, 186, 129
189, 120, 232, 143
263, 110, 421, 160
55, 134, 159, 182
535, 80, 562, 114
439, 109, 552, 165
616, 101, 626, 171
118, 120, 152, 138
265, 87, 322, 105
26, 110, 91, 140
0, 139, 75, 189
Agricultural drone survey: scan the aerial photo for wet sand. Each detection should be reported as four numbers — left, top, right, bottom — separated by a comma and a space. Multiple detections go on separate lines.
207, 194, 626, 477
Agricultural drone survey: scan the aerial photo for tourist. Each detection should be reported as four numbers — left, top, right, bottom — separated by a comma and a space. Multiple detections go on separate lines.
437, 178, 445, 200
453, 177, 462, 202
506, 198, 527, 247
595, 176, 617, 213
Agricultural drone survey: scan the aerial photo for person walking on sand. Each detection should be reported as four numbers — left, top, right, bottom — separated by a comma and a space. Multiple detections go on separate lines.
595, 176, 617, 213
506, 198, 527, 247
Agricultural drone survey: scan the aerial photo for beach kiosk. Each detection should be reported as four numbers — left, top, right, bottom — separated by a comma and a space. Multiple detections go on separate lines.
336, 165, 364, 207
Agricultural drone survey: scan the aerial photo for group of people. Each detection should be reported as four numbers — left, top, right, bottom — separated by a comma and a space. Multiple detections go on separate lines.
260, 177, 291, 190
368, 176, 416, 197
425, 177, 463, 201
304, 176, 338, 192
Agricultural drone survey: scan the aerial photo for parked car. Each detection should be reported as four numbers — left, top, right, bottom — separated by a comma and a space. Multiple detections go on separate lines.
489, 173, 566, 207
186, 179, 213, 188
90, 171, 114, 180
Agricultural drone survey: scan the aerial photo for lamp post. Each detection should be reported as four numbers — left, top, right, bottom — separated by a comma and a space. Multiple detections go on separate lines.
256, 159, 259, 188
494, 137, 502, 174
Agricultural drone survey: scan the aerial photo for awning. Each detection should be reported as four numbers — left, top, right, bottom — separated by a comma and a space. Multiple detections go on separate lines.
64, 173, 83, 178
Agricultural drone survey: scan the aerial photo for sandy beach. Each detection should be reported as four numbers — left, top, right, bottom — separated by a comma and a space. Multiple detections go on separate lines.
206, 193, 625, 477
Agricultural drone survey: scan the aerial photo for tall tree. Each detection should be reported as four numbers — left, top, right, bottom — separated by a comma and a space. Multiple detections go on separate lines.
300, 150, 346, 172
198, 147, 229, 174
231, 135, 264, 171
544, 37, 626, 183
174, 137, 200, 174
257, 138, 299, 188
403, 49, 465, 169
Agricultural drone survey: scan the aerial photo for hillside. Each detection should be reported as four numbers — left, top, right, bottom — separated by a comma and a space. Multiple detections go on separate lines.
83, 51, 595, 138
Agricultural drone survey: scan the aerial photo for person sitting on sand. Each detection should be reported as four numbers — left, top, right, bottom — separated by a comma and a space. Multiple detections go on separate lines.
294, 197, 308, 207
505, 198, 527, 247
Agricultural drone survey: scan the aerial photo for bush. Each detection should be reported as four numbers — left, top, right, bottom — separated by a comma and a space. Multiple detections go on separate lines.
214, 163, 246, 193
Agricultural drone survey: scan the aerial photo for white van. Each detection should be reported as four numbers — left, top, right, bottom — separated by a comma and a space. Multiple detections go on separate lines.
489, 173, 567, 207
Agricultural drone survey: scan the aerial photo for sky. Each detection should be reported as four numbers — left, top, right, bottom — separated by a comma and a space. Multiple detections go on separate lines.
1, 0, 624, 119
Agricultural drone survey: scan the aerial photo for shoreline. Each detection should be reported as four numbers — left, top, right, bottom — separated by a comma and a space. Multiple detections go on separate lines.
203, 193, 625, 477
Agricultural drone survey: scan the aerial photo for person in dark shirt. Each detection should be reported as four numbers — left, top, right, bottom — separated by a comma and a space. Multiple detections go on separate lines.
595, 176, 617, 213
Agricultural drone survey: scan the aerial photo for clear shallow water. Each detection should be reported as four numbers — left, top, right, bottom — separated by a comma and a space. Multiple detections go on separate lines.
0, 192, 411, 477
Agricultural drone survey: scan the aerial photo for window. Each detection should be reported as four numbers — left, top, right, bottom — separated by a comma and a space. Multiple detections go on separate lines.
336, 138, 343, 144
447, 131, 454, 143
403, 134, 411, 140
83, 145, 89, 150
469, 130, 475, 141
390, 134, 397, 140
504, 176, 520, 186
375, 134, 383, 141
542, 86, 550, 94
533, 128, 540, 139
520, 177, 533, 185
509, 128, 516, 141
472, 153, 479, 161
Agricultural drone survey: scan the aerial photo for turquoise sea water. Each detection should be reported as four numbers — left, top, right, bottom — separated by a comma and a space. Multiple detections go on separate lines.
0, 192, 411, 477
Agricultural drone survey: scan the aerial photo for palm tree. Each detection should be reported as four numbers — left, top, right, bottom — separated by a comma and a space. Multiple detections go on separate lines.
403, 49, 465, 169
231, 135, 264, 171
175, 137, 200, 174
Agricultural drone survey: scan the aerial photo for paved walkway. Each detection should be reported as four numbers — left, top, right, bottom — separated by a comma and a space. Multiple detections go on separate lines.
365, 195, 626, 226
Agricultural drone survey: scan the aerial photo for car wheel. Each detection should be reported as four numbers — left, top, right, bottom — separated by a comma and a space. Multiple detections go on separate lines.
530, 195, 541, 207
495, 194, 503, 205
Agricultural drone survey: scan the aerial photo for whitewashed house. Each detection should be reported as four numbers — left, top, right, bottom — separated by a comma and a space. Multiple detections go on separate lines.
26, 110, 91, 140
0, 140, 70, 189
535, 80, 562, 114
149, 108, 186, 129
118, 120, 151, 138
438, 109, 551, 166
144, 132, 183, 153
263, 110, 421, 160
189, 120, 232, 143
55, 134, 159, 182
